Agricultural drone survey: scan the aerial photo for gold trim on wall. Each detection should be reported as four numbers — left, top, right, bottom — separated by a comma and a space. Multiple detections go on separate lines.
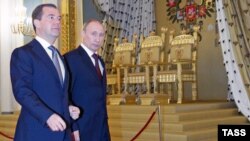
59, 0, 76, 55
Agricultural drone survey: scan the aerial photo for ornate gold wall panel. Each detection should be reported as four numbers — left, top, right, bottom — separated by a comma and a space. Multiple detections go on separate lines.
59, 0, 76, 55
68, 0, 76, 51
60, 13, 69, 54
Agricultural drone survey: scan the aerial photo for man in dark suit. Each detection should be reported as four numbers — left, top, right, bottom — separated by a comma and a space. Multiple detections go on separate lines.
10, 3, 80, 141
64, 19, 111, 141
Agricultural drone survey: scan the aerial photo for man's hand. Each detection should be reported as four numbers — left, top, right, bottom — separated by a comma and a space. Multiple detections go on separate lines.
72, 130, 80, 141
69, 105, 80, 120
46, 114, 66, 131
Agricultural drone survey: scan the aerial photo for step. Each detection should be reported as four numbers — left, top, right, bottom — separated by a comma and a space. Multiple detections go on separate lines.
0, 113, 18, 140
109, 109, 246, 132
109, 108, 239, 122
109, 116, 249, 136
108, 101, 248, 141
0, 135, 14, 141
0, 115, 17, 141
0, 114, 18, 121
108, 102, 236, 115
166, 128, 217, 141
200, 137, 217, 141
108, 110, 159, 122
0, 127, 15, 137
165, 116, 248, 132
0, 101, 247, 141
107, 105, 157, 113
161, 101, 237, 113
0, 132, 14, 141
0, 120, 17, 128
110, 129, 161, 140
111, 136, 159, 141
109, 119, 159, 131
164, 108, 239, 122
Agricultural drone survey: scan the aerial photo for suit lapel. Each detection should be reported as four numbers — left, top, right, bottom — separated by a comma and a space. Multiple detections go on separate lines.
77, 46, 107, 97
30, 39, 64, 87
77, 46, 103, 81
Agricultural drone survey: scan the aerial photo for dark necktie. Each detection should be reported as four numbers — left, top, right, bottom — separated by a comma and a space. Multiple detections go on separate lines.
92, 53, 102, 80
48, 46, 63, 86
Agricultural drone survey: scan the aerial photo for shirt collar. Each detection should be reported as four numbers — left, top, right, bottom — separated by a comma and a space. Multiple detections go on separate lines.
80, 43, 98, 58
35, 36, 53, 49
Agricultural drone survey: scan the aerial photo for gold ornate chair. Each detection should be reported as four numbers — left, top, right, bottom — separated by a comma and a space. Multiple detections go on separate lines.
132, 28, 168, 105
106, 36, 137, 104
155, 25, 200, 104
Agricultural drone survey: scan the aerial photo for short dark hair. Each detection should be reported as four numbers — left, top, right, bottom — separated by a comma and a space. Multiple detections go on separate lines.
32, 3, 57, 32
82, 19, 103, 31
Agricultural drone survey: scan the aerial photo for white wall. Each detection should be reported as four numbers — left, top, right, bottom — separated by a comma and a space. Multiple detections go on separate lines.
0, 0, 25, 113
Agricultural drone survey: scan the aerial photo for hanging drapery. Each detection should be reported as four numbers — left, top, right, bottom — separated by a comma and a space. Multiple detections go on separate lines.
93, 0, 156, 69
216, 0, 250, 121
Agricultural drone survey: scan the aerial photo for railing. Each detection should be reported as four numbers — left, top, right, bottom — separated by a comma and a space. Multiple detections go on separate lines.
0, 131, 14, 140
130, 105, 163, 141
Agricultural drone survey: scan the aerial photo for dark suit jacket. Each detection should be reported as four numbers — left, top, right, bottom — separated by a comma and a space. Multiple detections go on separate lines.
64, 46, 111, 141
10, 39, 72, 141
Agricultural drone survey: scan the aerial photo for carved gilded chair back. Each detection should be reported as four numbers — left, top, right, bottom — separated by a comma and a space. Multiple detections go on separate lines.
152, 25, 200, 104
125, 28, 168, 98
106, 36, 137, 97
169, 29, 197, 64
140, 28, 168, 65
113, 37, 136, 67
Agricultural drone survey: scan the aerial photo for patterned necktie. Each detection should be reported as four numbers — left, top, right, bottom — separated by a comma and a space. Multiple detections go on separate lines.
48, 46, 63, 86
92, 53, 102, 80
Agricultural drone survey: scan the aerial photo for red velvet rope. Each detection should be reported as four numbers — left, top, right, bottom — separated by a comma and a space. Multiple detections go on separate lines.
0, 131, 14, 140
130, 108, 157, 141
